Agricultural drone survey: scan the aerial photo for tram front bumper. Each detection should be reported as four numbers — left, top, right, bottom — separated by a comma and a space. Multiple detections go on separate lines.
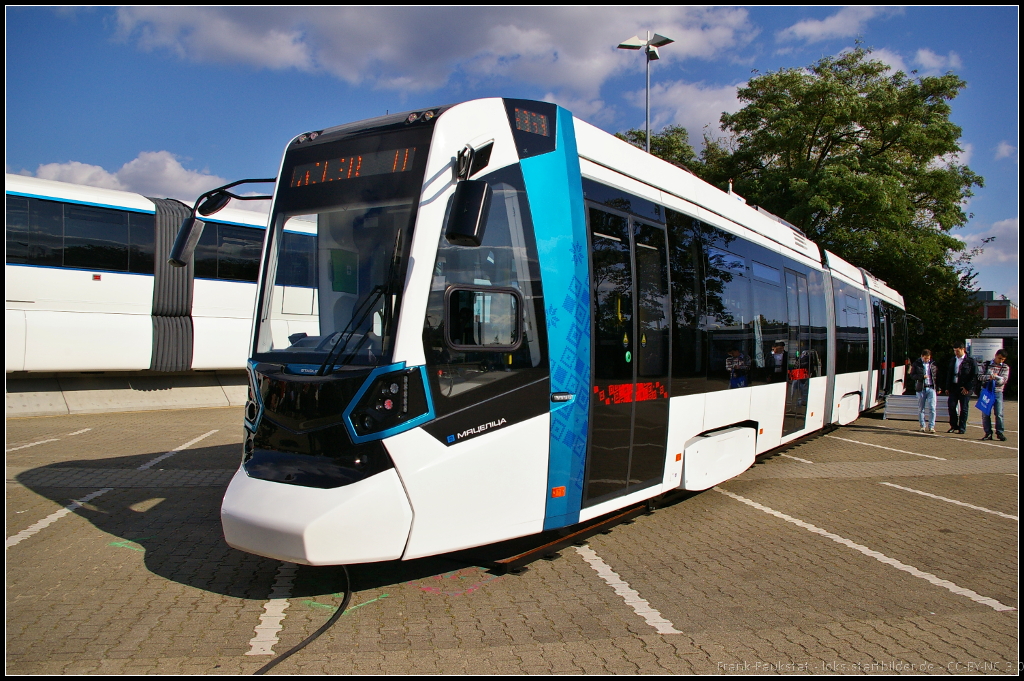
221, 467, 413, 565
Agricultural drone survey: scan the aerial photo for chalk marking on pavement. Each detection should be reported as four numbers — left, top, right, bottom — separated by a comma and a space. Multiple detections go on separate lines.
575, 545, 682, 634
826, 435, 945, 460
137, 430, 218, 470
779, 453, 814, 464
304, 593, 389, 614
867, 425, 1017, 451
247, 562, 298, 656
879, 482, 1018, 521
6, 428, 92, 453
5, 488, 113, 549
714, 487, 1016, 612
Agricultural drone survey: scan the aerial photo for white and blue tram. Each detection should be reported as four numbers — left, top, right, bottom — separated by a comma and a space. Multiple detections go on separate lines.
4, 174, 313, 373
80, 98, 910, 566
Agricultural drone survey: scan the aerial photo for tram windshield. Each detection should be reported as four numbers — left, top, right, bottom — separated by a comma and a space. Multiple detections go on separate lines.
253, 124, 433, 368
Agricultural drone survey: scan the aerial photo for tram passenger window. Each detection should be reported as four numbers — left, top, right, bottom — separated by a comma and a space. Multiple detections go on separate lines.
5, 196, 30, 264
806, 270, 829, 376
63, 204, 129, 272
217, 224, 262, 282
128, 212, 155, 274
750, 278, 788, 384
193, 223, 219, 279
666, 210, 704, 396
834, 281, 869, 374
705, 245, 753, 391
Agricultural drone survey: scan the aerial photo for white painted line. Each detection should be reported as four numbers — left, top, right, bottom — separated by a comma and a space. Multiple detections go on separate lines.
827, 435, 945, 460
779, 453, 814, 464
247, 562, 298, 655
6, 488, 113, 549
575, 545, 682, 634
713, 487, 1016, 612
137, 430, 218, 470
966, 423, 1017, 434
871, 425, 1017, 451
5, 428, 91, 453
879, 482, 1018, 521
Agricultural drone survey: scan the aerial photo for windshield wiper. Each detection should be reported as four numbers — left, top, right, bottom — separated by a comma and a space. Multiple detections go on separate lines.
316, 228, 405, 376
315, 285, 386, 376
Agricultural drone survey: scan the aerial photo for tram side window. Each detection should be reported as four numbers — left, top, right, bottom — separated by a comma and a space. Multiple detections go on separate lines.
806, 270, 830, 377
5, 196, 155, 273
833, 281, 869, 374
64, 204, 130, 271
194, 222, 263, 282
666, 209, 704, 396
423, 165, 546, 413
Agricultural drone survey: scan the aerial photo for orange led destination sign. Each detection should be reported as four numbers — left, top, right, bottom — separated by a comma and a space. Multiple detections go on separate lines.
290, 147, 418, 188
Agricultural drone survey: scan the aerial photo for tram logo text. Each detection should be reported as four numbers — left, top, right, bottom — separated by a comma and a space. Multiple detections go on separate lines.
447, 418, 508, 444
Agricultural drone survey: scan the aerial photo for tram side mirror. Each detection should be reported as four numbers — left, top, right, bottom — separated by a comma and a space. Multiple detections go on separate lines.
197, 191, 231, 217
445, 180, 491, 247
168, 216, 206, 267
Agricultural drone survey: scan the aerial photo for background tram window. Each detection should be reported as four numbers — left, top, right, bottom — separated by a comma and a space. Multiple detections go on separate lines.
62, 204, 130, 272
128, 212, 155, 274
5, 195, 31, 263
276, 231, 317, 288
422, 164, 546, 413
665, 209, 705, 396
194, 222, 263, 282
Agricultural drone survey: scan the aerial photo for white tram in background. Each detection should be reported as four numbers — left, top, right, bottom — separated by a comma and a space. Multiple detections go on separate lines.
4, 174, 314, 373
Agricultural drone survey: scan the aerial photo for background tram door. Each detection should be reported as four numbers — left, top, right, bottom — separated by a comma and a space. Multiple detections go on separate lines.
872, 300, 892, 402
782, 270, 812, 437
582, 205, 671, 507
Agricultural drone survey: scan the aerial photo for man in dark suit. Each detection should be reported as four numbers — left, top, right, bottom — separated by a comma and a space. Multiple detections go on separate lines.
942, 342, 977, 434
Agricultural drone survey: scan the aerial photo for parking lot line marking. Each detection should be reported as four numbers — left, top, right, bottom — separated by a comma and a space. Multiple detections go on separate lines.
5, 488, 113, 549
5, 428, 91, 453
879, 482, 1018, 521
247, 562, 298, 656
826, 435, 945, 460
966, 423, 1017, 434
714, 487, 1016, 612
575, 545, 682, 634
867, 425, 1017, 450
137, 430, 218, 470
779, 453, 814, 463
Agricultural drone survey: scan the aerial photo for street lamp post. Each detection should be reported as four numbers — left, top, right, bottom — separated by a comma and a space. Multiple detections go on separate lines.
617, 31, 674, 153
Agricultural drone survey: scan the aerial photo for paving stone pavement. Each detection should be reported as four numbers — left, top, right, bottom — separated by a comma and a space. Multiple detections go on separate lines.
5, 403, 1019, 674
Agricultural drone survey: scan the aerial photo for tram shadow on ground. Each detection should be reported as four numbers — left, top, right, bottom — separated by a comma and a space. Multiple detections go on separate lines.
15, 447, 494, 601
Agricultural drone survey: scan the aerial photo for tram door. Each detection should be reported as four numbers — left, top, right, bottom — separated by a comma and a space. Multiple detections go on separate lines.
782, 270, 811, 436
583, 206, 670, 506
874, 301, 893, 398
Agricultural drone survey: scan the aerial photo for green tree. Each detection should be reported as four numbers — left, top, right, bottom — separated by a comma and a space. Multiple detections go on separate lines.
616, 125, 697, 170
698, 46, 985, 353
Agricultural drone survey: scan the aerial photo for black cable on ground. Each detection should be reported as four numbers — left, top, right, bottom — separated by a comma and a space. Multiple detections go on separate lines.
254, 565, 352, 675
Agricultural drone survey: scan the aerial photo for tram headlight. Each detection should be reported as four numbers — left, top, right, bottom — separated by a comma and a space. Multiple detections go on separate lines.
348, 366, 431, 440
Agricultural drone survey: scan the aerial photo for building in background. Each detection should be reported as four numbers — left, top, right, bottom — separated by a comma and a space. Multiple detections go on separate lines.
969, 291, 1017, 400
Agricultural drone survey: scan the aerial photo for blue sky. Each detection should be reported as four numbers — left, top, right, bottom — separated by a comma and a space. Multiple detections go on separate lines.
6, 6, 1018, 301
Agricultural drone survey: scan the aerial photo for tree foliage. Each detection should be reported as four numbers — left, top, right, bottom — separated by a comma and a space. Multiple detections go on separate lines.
615, 125, 697, 170
694, 47, 986, 353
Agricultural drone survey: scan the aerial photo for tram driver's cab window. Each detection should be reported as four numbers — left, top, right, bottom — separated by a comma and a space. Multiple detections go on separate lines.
422, 165, 546, 413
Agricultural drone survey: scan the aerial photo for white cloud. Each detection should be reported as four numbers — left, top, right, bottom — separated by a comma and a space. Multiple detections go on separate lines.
34, 151, 226, 204
776, 7, 903, 44
627, 80, 742, 143
115, 7, 757, 98
960, 218, 1019, 266
912, 48, 962, 75
995, 141, 1018, 163
933, 142, 974, 169
867, 47, 909, 74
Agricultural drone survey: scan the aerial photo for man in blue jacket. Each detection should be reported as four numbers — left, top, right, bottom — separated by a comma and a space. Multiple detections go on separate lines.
942, 342, 978, 434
